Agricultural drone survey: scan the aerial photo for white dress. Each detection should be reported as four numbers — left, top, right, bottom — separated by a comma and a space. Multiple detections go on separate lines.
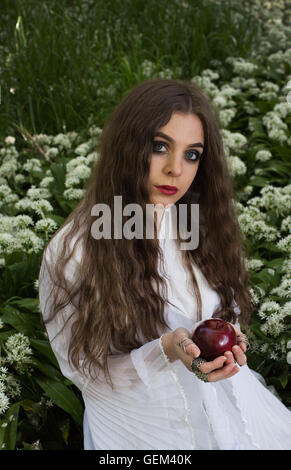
38, 204, 291, 450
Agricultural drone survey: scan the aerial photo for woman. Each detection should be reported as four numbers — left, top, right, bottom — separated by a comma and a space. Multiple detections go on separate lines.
38, 78, 291, 450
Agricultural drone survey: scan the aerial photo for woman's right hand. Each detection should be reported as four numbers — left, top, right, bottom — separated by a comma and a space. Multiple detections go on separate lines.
162, 327, 240, 383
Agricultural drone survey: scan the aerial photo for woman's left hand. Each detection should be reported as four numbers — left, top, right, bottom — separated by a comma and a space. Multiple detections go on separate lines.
225, 323, 248, 367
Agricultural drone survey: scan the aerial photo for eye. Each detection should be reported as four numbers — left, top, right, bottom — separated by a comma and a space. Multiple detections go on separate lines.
152, 141, 167, 153
185, 150, 201, 162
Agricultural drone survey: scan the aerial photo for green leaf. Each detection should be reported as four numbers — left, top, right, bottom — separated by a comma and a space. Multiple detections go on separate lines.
29, 338, 60, 368
32, 357, 65, 381
249, 176, 270, 187
251, 268, 280, 288
0, 403, 20, 450
0, 305, 43, 336
279, 375, 288, 389
266, 257, 285, 270
7, 298, 40, 313
262, 160, 291, 176
35, 377, 84, 426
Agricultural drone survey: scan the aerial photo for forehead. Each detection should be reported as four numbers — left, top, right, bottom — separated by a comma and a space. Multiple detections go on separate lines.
156, 112, 204, 143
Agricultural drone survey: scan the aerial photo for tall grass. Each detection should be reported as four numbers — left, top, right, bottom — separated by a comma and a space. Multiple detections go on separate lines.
0, 0, 261, 139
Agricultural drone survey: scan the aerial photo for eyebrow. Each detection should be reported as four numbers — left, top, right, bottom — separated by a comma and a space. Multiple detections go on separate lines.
154, 131, 204, 150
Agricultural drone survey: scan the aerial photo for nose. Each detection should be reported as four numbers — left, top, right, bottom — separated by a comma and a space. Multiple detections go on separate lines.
163, 151, 182, 177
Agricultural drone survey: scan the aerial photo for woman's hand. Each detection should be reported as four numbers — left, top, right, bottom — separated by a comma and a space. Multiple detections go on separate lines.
226, 321, 248, 367
162, 326, 247, 383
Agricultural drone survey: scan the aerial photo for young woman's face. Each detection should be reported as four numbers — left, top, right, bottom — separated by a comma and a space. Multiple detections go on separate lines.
147, 112, 204, 207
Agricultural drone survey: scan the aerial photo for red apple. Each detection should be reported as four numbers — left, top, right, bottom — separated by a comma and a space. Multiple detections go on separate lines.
192, 319, 237, 361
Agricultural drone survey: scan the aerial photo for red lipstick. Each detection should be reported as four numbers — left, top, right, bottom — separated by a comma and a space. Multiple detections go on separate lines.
155, 185, 178, 195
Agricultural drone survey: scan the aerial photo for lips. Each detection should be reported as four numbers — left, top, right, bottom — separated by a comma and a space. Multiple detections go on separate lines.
155, 185, 178, 195
157, 185, 178, 190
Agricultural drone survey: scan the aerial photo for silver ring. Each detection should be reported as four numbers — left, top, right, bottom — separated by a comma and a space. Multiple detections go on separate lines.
178, 337, 191, 354
190, 357, 209, 382
237, 333, 250, 350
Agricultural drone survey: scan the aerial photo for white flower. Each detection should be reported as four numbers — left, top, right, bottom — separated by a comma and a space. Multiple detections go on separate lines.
249, 287, 260, 306
16, 229, 45, 253
274, 102, 291, 119
226, 57, 259, 75
53, 133, 72, 150
213, 95, 228, 109
270, 278, 291, 298
5, 333, 34, 374
201, 69, 220, 81
281, 215, 291, 232
261, 81, 280, 93
227, 156, 247, 177
0, 233, 19, 254
258, 300, 281, 320
243, 101, 258, 115
86, 152, 99, 164
15, 174, 25, 184
15, 198, 53, 216
4, 136, 15, 146
66, 131, 78, 143
65, 176, 81, 188
282, 257, 291, 275
221, 129, 247, 155
246, 258, 264, 271
281, 302, 291, 318
287, 351, 291, 365
220, 84, 240, 98
66, 156, 87, 172
262, 111, 288, 144
71, 164, 91, 180
255, 185, 291, 217
23, 159, 42, 173
4, 193, 19, 205
260, 313, 285, 337
141, 59, 155, 78
39, 176, 54, 188
4, 375, 21, 399
88, 126, 102, 138
33, 134, 53, 146
27, 186, 51, 200
231, 77, 257, 89
191, 75, 218, 97
255, 150, 272, 162
35, 218, 58, 234
75, 143, 91, 156
0, 159, 18, 178
0, 391, 9, 415
44, 147, 59, 160
0, 184, 12, 198
238, 206, 279, 242
277, 234, 291, 254
63, 188, 85, 200
219, 108, 236, 127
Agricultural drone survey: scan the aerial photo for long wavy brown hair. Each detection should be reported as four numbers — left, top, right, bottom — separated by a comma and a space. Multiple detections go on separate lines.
40, 78, 255, 390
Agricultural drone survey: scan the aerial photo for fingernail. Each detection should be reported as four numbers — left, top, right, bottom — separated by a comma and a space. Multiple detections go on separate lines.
193, 348, 200, 358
